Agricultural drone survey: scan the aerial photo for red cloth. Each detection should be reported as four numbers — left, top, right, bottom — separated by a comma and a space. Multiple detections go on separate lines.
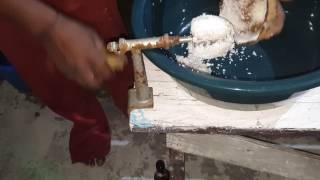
0, 0, 133, 164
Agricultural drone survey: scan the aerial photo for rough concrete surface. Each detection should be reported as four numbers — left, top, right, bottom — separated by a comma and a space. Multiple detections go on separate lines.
0, 82, 293, 179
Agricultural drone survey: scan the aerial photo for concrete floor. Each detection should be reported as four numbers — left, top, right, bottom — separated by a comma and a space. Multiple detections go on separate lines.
0, 81, 293, 180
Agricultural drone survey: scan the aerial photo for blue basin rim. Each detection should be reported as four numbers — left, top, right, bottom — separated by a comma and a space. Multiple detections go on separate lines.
132, 0, 320, 101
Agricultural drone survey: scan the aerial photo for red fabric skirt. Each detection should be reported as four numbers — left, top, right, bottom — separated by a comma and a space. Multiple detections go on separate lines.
0, 0, 133, 164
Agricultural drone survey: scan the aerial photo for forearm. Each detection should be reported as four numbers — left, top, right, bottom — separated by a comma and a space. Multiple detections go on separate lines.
0, 0, 58, 36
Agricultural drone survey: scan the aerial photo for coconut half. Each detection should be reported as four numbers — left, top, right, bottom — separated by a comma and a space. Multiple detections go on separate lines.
258, 0, 286, 41
219, 0, 286, 44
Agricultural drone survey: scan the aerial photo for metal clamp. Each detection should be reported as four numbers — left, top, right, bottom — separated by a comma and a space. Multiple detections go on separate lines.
128, 50, 154, 112
107, 34, 193, 112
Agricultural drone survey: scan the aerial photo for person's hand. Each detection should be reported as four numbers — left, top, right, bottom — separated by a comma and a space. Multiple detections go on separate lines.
42, 14, 126, 90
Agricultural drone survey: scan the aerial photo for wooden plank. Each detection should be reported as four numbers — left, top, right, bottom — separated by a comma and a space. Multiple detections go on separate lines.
167, 134, 320, 180
131, 126, 320, 139
130, 57, 320, 133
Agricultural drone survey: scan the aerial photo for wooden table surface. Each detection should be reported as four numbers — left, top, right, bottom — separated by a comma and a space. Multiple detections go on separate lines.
130, 56, 320, 136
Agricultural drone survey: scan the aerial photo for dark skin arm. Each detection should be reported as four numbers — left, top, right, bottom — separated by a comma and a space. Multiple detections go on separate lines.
0, 0, 126, 90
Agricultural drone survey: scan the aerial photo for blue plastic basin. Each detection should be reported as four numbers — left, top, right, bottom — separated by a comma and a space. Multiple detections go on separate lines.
0, 53, 30, 93
132, 0, 320, 104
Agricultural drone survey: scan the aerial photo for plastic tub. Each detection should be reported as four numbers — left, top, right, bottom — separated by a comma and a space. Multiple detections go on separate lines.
132, 0, 320, 104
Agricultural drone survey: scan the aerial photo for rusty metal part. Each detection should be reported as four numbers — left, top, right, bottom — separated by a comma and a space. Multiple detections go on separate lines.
107, 35, 193, 112
107, 34, 192, 55
128, 50, 154, 112
107, 35, 192, 112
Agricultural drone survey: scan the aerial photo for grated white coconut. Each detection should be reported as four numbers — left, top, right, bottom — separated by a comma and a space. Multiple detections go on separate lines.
176, 14, 235, 73
189, 14, 235, 59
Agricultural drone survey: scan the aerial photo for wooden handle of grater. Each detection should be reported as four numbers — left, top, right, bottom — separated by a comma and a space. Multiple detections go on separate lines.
104, 49, 127, 72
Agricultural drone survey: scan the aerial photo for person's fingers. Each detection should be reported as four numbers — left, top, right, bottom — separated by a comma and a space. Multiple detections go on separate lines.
76, 64, 103, 90
87, 34, 115, 81
46, 46, 78, 80
105, 52, 128, 72
92, 33, 128, 72
89, 49, 114, 82
92, 33, 105, 50
49, 52, 92, 87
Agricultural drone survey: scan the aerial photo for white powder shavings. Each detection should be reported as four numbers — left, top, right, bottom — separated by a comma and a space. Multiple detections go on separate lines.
176, 14, 235, 73
176, 54, 212, 73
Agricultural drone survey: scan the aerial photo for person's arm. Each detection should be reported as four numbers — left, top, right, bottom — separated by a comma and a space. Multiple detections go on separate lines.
0, 0, 126, 90
0, 0, 58, 37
